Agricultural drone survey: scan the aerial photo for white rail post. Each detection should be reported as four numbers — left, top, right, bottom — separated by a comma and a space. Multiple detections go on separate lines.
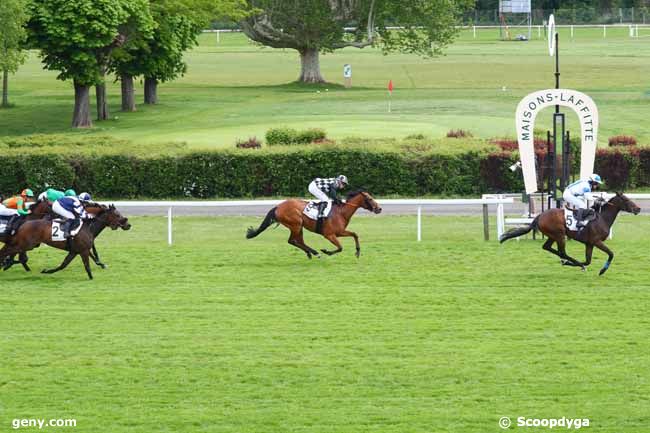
603, 25, 607, 38
538, 25, 541, 38
571, 25, 574, 39
496, 195, 505, 240
473, 25, 476, 39
168, 207, 173, 245
417, 206, 422, 242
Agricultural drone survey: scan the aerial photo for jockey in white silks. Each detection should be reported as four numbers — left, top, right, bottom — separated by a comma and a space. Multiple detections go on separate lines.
563, 173, 604, 230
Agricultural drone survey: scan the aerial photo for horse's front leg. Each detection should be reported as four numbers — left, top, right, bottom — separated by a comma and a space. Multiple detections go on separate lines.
593, 240, 614, 276
90, 244, 107, 269
321, 234, 343, 256
339, 230, 360, 258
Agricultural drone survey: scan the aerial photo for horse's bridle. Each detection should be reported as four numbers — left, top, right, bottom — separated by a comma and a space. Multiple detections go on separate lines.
345, 194, 374, 211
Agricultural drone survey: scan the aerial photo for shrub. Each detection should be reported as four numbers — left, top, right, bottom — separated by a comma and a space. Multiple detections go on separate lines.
266, 127, 297, 145
235, 137, 262, 149
446, 129, 473, 138
266, 127, 327, 145
608, 135, 637, 147
295, 128, 326, 144
594, 148, 639, 190
404, 133, 426, 140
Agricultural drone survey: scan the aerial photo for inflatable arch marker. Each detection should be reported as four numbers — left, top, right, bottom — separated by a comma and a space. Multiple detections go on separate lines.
516, 89, 598, 194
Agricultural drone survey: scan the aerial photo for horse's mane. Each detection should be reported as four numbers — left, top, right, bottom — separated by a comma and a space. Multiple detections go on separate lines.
346, 188, 367, 199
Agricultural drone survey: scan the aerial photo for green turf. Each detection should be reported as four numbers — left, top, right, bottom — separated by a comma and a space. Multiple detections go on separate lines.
1, 28, 650, 148
1, 215, 649, 432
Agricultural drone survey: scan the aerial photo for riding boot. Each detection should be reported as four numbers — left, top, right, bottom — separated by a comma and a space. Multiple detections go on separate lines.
315, 202, 327, 234
8, 215, 21, 236
62, 219, 73, 237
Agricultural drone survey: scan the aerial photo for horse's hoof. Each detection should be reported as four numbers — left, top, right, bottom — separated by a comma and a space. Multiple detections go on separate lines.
599, 268, 607, 276
580, 266, 586, 272
355, 251, 360, 258
560, 259, 568, 266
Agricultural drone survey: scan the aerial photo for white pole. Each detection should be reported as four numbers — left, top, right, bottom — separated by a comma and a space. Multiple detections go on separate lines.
168, 207, 173, 245
496, 197, 505, 240
571, 25, 574, 39
417, 206, 422, 241
473, 25, 476, 39
217, 29, 221, 44
603, 25, 607, 38
538, 25, 541, 38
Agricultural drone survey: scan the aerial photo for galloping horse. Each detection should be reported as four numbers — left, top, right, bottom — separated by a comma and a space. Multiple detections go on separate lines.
0, 199, 53, 271
500, 192, 640, 275
247, 189, 382, 259
0, 204, 131, 279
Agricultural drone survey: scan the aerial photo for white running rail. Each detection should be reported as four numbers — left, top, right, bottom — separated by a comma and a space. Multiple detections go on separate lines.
109, 198, 514, 245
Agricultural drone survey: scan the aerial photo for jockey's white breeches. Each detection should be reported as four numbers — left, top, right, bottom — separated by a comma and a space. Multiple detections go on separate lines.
52, 201, 75, 220
308, 182, 330, 202
0, 205, 18, 217
563, 190, 588, 210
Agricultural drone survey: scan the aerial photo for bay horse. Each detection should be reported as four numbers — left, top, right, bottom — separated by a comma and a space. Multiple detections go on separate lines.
246, 189, 382, 259
0, 204, 131, 279
0, 199, 52, 271
500, 192, 640, 275
1, 199, 111, 271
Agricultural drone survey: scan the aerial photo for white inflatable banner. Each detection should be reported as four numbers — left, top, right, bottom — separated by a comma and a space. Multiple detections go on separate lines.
515, 89, 598, 194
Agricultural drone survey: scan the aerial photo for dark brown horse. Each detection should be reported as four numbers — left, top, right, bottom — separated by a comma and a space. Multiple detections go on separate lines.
0, 199, 53, 271
0, 204, 131, 279
247, 189, 382, 259
500, 193, 640, 275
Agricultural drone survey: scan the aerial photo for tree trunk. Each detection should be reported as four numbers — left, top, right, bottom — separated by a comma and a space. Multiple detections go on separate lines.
72, 81, 92, 128
96, 83, 109, 120
1, 69, 8, 107
298, 48, 325, 83
121, 74, 136, 112
144, 77, 158, 104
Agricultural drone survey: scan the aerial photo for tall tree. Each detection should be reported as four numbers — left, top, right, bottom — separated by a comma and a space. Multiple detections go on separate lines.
241, 0, 471, 83
28, 0, 154, 127
0, 0, 28, 108
114, 0, 246, 107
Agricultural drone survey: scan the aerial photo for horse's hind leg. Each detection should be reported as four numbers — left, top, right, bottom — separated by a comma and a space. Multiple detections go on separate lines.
42, 252, 77, 275
556, 238, 585, 269
288, 229, 319, 259
19, 253, 30, 272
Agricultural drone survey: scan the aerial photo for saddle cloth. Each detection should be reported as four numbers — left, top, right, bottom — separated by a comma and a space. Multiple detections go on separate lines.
564, 208, 590, 231
303, 201, 333, 220
51, 219, 83, 241
0, 216, 10, 235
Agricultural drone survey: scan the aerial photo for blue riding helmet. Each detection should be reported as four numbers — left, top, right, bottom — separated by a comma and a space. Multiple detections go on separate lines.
78, 192, 92, 201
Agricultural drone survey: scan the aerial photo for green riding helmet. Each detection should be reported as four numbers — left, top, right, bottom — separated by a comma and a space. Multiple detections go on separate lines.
64, 189, 77, 197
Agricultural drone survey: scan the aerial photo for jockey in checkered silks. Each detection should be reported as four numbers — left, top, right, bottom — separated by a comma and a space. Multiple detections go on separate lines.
308, 175, 349, 228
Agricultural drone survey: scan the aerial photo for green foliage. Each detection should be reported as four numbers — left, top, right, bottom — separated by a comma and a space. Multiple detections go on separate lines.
0, 0, 28, 74
266, 127, 327, 145
27, 0, 154, 86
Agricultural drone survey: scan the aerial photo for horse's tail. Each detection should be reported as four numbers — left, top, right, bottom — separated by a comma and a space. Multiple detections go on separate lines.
246, 207, 277, 239
499, 215, 540, 243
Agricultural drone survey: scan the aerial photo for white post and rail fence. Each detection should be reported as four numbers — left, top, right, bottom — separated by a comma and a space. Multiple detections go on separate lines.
109, 193, 649, 245
110, 198, 514, 245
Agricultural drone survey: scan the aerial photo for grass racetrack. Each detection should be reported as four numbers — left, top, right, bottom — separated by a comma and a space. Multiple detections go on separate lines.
2, 215, 649, 432
2, 27, 650, 147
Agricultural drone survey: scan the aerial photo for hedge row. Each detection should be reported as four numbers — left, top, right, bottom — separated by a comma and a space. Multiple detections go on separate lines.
0, 147, 647, 198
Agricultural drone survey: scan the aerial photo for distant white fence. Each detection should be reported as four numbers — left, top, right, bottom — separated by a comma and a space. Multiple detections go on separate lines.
469, 23, 650, 39
111, 198, 514, 245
